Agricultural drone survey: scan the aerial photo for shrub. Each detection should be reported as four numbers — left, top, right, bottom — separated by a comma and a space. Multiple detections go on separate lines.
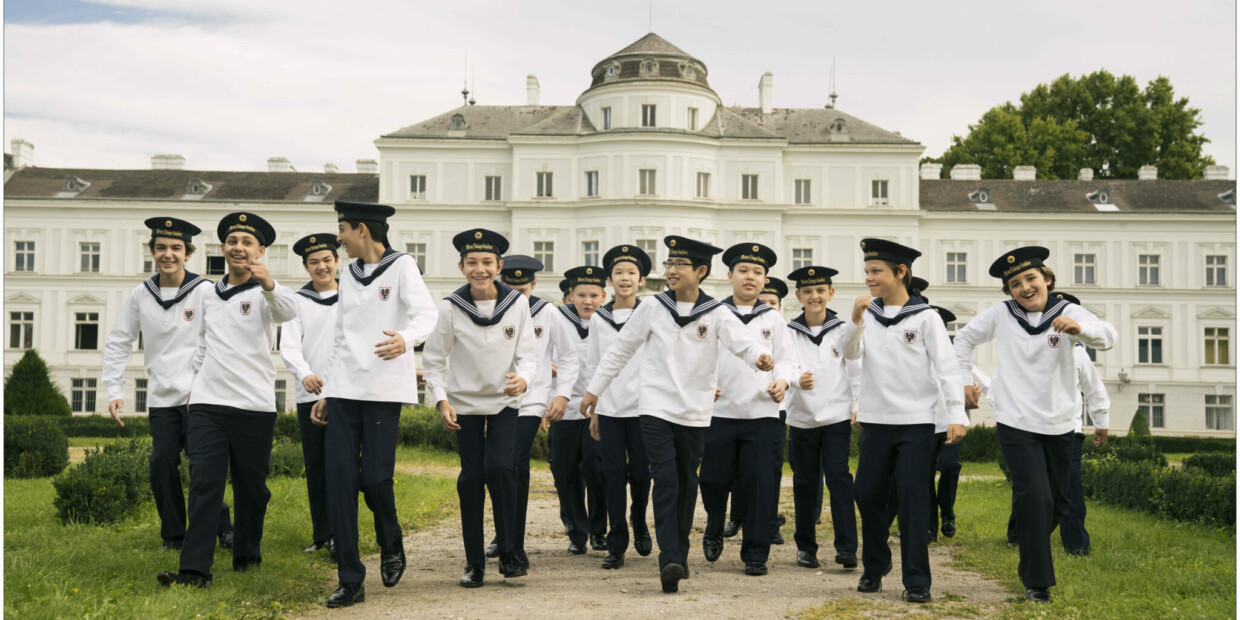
57, 414, 150, 438
1181, 452, 1236, 477
958, 425, 1001, 462
1153, 436, 1236, 454
268, 438, 305, 478
1083, 439, 1167, 467
52, 439, 152, 525
1082, 459, 1159, 512
398, 406, 459, 452
4, 416, 69, 478
1127, 408, 1154, 446
4, 349, 71, 417
274, 411, 300, 443
1082, 457, 1235, 527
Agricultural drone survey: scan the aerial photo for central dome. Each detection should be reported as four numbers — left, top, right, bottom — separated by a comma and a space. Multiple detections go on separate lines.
586, 33, 713, 94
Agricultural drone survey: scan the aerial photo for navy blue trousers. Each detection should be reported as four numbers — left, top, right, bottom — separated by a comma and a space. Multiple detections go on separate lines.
457, 408, 518, 567
640, 416, 705, 570
700, 417, 781, 563
148, 406, 231, 542
296, 401, 330, 543
789, 420, 857, 555
998, 423, 1073, 589
597, 415, 651, 554
854, 423, 935, 588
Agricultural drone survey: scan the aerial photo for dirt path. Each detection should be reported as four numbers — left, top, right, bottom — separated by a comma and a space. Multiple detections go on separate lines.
298, 470, 1011, 619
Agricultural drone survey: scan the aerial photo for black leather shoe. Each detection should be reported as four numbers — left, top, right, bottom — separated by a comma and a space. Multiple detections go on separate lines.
772, 531, 785, 545
568, 542, 587, 555
633, 524, 653, 557
217, 527, 234, 551
162, 538, 183, 551
590, 534, 608, 551
233, 557, 261, 573
941, 519, 956, 538
602, 553, 625, 569
722, 519, 740, 538
303, 540, 329, 553
702, 534, 723, 562
1026, 587, 1051, 602
744, 561, 767, 576
157, 570, 211, 588
516, 549, 530, 570
498, 552, 527, 578
835, 551, 858, 569
796, 550, 819, 568
459, 564, 484, 588
777, 513, 787, 526
380, 549, 406, 587
660, 562, 685, 593
326, 583, 364, 608
857, 563, 891, 593
485, 538, 499, 559
903, 586, 931, 603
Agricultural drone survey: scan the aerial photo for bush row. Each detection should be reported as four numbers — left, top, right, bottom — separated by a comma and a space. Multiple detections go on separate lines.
53, 439, 153, 525
1151, 435, 1236, 454
57, 415, 151, 438
5, 416, 69, 478
1082, 458, 1235, 527
1181, 452, 1236, 477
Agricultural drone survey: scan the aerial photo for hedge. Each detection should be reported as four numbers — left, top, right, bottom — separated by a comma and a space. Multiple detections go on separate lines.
5, 416, 69, 478
4, 349, 72, 417
57, 414, 151, 438
1181, 452, 1236, 477
958, 425, 1001, 462
1151, 436, 1236, 454
269, 438, 305, 478
1083, 440, 1168, 468
1082, 457, 1235, 527
52, 439, 153, 525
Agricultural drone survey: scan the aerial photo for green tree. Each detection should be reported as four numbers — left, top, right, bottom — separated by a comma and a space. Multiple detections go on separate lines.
935, 70, 1215, 179
4, 349, 72, 417
1128, 407, 1154, 446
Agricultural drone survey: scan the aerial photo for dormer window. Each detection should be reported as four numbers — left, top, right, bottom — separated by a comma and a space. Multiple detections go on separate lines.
305, 179, 332, 202
1087, 189, 1118, 212
640, 59, 659, 76
183, 179, 213, 199
57, 176, 90, 197
448, 114, 468, 131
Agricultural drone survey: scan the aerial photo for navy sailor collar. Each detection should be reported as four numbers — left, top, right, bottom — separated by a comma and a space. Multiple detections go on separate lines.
349, 248, 407, 287
722, 296, 774, 325
596, 300, 641, 332
296, 281, 340, 306
214, 277, 261, 301
1003, 297, 1070, 335
866, 295, 932, 327
528, 295, 550, 319
446, 280, 523, 327
653, 290, 720, 328
143, 271, 209, 310
788, 310, 844, 346
557, 304, 590, 339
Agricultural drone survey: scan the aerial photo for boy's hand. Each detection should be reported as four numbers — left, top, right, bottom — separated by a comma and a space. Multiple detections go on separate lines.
799, 371, 814, 390
503, 373, 527, 396
437, 400, 460, 431
945, 424, 967, 444
755, 353, 774, 371
767, 379, 787, 403
375, 331, 406, 360
1051, 317, 1081, 335
852, 295, 872, 326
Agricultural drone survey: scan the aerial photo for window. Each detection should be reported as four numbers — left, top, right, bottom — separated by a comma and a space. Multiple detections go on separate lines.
1206, 255, 1227, 286
266, 245, 288, 276
137, 333, 144, 351
639, 169, 656, 196
792, 248, 813, 270
15, 241, 34, 272
601, 107, 612, 130
1206, 394, 1234, 430
141, 243, 155, 273
409, 175, 427, 200
1138, 326, 1163, 364
484, 176, 502, 201
585, 171, 599, 198
741, 174, 759, 200
74, 312, 100, 350
871, 180, 889, 206
534, 241, 554, 272
637, 239, 658, 266
536, 172, 554, 198
80, 242, 100, 273
9, 311, 33, 349
405, 242, 427, 273
1205, 327, 1230, 365
1074, 253, 1096, 285
687, 107, 698, 131
135, 378, 148, 414
641, 104, 656, 127
273, 325, 282, 352
946, 252, 967, 283
1138, 393, 1165, 428
945, 322, 964, 337
583, 241, 600, 267
696, 172, 711, 199
795, 179, 811, 205
71, 378, 98, 413
206, 243, 226, 276
275, 379, 287, 413
1138, 254, 1160, 286
1085, 345, 1097, 362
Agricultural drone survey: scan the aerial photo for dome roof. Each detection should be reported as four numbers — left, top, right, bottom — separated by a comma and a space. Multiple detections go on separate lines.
586, 33, 714, 94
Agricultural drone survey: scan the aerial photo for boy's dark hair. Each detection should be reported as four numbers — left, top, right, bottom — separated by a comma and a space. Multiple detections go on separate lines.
302, 249, 339, 266
691, 258, 712, 283
148, 238, 196, 256
344, 219, 390, 248
883, 261, 912, 293
1001, 266, 1057, 295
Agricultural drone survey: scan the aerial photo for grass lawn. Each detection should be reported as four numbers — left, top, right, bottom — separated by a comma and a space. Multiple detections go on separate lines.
5, 464, 458, 619
66, 437, 129, 448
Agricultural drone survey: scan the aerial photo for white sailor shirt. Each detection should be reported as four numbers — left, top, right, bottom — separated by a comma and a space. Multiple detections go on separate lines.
518, 297, 580, 418
279, 283, 339, 404
712, 299, 802, 421
784, 311, 862, 429
586, 302, 644, 418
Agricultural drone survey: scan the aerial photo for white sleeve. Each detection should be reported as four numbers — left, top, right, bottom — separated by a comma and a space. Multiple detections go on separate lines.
954, 302, 999, 376
320, 288, 347, 398
587, 302, 652, 396
102, 289, 141, 403
278, 303, 313, 384
715, 309, 762, 369
1066, 304, 1117, 351
843, 319, 865, 360
924, 313, 968, 427
550, 312, 580, 401
512, 299, 540, 385
582, 316, 603, 399
191, 289, 208, 375
769, 314, 803, 385
422, 299, 456, 404
396, 258, 439, 348
262, 282, 299, 323
971, 364, 992, 394
1075, 346, 1111, 429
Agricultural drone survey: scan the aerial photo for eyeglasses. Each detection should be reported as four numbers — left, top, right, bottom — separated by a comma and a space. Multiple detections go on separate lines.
662, 260, 695, 270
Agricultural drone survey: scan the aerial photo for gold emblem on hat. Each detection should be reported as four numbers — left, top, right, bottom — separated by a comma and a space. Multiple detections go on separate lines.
310, 236, 316, 243
765, 278, 770, 284
586, 268, 593, 274
474, 231, 483, 240
860, 241, 866, 250
808, 268, 815, 276
752, 245, 759, 252
670, 239, 677, 247
515, 270, 522, 277
165, 219, 172, 227
239, 214, 247, 222
1007, 255, 1016, 264
622, 246, 629, 252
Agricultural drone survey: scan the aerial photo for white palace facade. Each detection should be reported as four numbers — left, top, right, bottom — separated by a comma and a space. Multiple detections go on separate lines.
3, 33, 1235, 436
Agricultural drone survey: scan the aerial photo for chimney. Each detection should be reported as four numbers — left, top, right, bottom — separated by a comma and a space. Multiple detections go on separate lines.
10, 139, 33, 168
267, 157, 295, 173
949, 164, 982, 181
1138, 165, 1158, 180
1204, 165, 1230, 180
1013, 165, 1036, 180
919, 163, 942, 180
526, 74, 540, 106
1078, 168, 1094, 181
151, 154, 185, 170
324, 163, 339, 174
357, 159, 378, 175
758, 72, 774, 114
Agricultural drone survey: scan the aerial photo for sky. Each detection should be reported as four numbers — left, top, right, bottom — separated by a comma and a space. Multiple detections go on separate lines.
4, 0, 1236, 176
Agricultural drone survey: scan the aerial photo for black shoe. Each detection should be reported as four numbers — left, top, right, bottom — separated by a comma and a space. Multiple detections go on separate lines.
744, 561, 767, 576
941, 519, 956, 538
771, 531, 785, 545
902, 586, 931, 603
162, 538, 183, 551
459, 564, 484, 588
498, 552, 527, 578
590, 534, 608, 551
633, 525, 653, 557
516, 549, 530, 570
1026, 587, 1052, 603
326, 583, 365, 608
797, 550, 820, 568
929, 531, 939, 543
602, 553, 625, 570
568, 541, 587, 555
303, 540, 329, 553
217, 527, 234, 551
1066, 547, 1090, 557
380, 548, 406, 587
485, 538, 499, 559
660, 562, 685, 593
835, 551, 858, 569
702, 534, 723, 563
814, 515, 822, 525
561, 518, 572, 536
857, 564, 891, 593
157, 570, 211, 588
777, 513, 786, 526
722, 519, 740, 538
233, 557, 261, 573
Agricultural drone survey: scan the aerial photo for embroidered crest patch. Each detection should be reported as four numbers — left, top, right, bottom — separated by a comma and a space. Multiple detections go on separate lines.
762, 328, 772, 340
504, 325, 516, 340
831, 345, 841, 359
183, 308, 195, 322
903, 329, 918, 344
240, 301, 252, 316
534, 325, 544, 339
1048, 333, 1062, 349
697, 323, 709, 338
379, 286, 391, 301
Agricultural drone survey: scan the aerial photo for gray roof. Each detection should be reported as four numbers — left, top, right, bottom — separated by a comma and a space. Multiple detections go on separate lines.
4, 167, 379, 202
920, 179, 1237, 213
700, 107, 782, 139
732, 107, 919, 145
602, 33, 699, 64
512, 107, 597, 136
384, 105, 570, 140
